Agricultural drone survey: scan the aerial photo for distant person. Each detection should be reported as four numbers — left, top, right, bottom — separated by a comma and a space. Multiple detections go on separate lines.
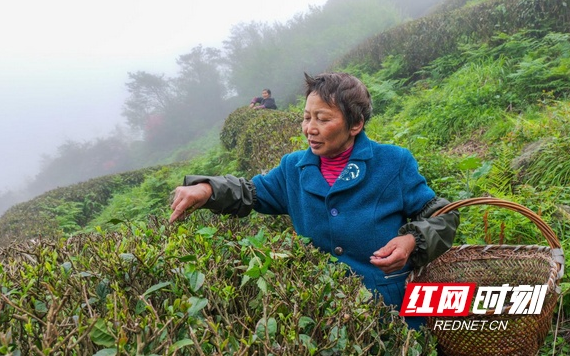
249, 88, 277, 110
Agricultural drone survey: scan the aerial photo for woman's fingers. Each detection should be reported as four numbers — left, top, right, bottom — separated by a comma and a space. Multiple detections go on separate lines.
169, 184, 212, 223
169, 187, 196, 222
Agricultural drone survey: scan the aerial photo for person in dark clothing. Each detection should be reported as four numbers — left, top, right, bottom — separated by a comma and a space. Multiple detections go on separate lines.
249, 88, 277, 109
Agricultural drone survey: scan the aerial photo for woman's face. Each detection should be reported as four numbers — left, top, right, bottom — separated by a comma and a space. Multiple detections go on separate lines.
302, 92, 363, 158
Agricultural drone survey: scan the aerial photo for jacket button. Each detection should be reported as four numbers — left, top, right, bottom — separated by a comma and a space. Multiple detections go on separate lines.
330, 208, 339, 216
334, 246, 344, 255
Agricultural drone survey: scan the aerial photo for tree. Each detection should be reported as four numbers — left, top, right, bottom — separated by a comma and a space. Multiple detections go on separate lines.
122, 71, 174, 133
27, 131, 134, 197
121, 46, 229, 162
174, 45, 229, 128
223, 22, 275, 100
222, 0, 403, 105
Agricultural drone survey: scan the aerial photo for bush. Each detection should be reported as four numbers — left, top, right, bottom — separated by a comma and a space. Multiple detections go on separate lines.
0, 214, 435, 355
219, 107, 253, 151
221, 107, 302, 176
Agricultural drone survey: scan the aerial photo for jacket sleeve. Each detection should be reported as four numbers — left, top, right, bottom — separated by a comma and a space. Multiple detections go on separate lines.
183, 175, 256, 218
398, 197, 460, 267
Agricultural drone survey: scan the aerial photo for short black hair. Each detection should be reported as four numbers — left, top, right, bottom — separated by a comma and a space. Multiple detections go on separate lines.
304, 72, 372, 130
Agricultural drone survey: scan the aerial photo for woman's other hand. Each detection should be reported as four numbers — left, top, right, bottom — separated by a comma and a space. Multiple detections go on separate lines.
169, 183, 213, 223
369, 234, 416, 274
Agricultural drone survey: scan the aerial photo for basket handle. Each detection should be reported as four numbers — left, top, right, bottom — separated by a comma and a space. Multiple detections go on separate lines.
431, 197, 561, 249
430, 196, 565, 286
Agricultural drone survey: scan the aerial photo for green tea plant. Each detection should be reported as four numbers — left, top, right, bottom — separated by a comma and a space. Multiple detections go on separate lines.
0, 168, 159, 244
232, 110, 302, 175
0, 213, 437, 355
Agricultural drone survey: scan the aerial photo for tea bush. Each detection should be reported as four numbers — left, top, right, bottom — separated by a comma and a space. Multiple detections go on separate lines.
219, 107, 252, 151
221, 107, 303, 175
0, 213, 436, 355
86, 148, 241, 232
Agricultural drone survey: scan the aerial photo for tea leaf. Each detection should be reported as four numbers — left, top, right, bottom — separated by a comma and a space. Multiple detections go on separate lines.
143, 281, 171, 298
188, 297, 208, 317
89, 319, 115, 347
187, 271, 205, 292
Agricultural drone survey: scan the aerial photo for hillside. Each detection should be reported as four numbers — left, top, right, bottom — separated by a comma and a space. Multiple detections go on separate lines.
0, 0, 569, 354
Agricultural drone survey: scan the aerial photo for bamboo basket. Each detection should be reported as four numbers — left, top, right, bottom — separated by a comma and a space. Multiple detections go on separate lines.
407, 197, 565, 356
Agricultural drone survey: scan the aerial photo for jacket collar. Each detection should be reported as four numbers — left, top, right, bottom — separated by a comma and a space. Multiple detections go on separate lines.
296, 131, 373, 197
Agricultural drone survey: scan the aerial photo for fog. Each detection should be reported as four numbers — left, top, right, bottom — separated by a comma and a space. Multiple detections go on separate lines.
0, 0, 443, 216
0, 0, 327, 194
0, 56, 175, 192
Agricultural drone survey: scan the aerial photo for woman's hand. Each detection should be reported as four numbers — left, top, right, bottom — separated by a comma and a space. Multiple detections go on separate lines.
369, 234, 416, 274
169, 183, 213, 223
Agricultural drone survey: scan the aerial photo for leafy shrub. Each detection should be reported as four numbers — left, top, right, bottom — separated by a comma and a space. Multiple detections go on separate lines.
87, 148, 242, 232
0, 214, 435, 355
228, 109, 302, 175
219, 107, 252, 151
85, 172, 172, 231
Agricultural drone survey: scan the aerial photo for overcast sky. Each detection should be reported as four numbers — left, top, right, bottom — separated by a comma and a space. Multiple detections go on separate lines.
0, 0, 328, 193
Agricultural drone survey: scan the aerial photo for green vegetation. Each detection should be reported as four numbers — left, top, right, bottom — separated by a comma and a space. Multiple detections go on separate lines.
0, 0, 569, 354
220, 108, 304, 175
0, 215, 434, 355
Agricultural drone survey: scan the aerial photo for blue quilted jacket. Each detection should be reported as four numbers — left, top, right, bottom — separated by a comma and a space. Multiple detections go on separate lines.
252, 131, 435, 308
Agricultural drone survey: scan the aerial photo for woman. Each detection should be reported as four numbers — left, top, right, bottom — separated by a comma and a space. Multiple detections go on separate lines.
170, 72, 459, 328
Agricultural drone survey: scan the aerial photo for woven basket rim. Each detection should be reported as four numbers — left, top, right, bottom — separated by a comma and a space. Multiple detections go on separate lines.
409, 244, 560, 295
431, 197, 560, 248
411, 197, 564, 281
